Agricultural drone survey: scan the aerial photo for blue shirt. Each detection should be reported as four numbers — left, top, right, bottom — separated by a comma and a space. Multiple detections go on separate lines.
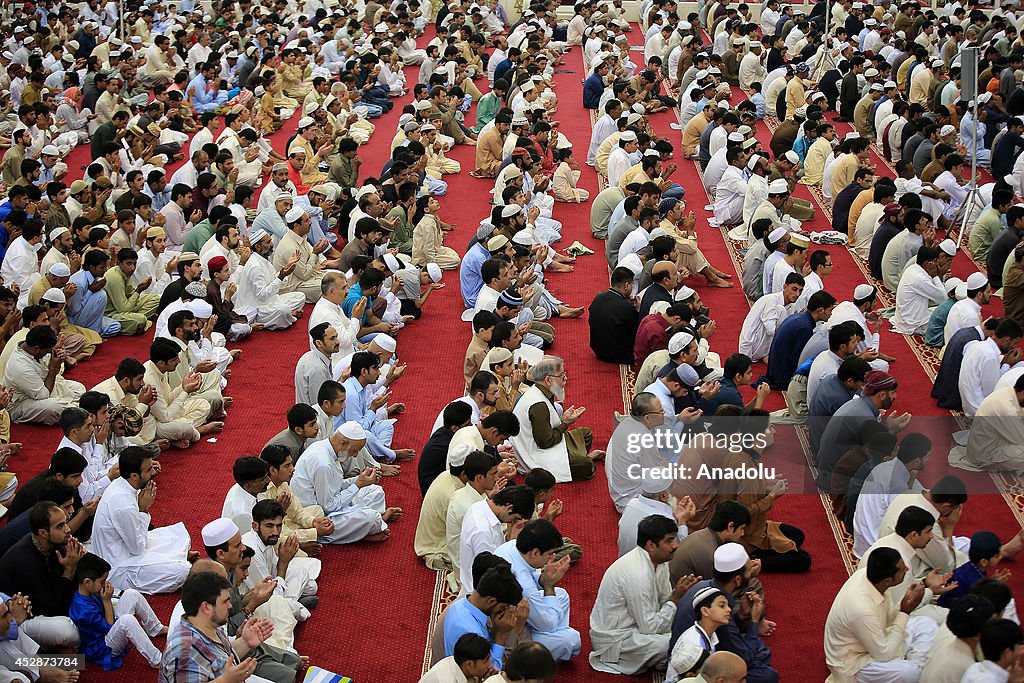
937, 562, 985, 608
701, 377, 744, 416
751, 93, 766, 120
69, 592, 122, 669
443, 598, 505, 670
766, 311, 817, 390
341, 283, 370, 324
459, 242, 490, 308
583, 73, 605, 110
493, 59, 513, 86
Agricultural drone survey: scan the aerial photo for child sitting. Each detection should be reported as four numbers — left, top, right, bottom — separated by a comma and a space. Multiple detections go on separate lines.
938, 531, 1012, 608
525, 468, 582, 562
551, 147, 590, 204
665, 586, 733, 681
68, 553, 166, 669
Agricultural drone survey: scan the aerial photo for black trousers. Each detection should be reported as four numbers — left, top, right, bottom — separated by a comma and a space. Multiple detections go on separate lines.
753, 524, 811, 573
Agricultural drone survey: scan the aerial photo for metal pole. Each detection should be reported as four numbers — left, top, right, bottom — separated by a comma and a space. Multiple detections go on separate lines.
119, 0, 125, 45
954, 52, 980, 249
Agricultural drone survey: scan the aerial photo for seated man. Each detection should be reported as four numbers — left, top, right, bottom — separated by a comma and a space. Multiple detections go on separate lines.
458, 486, 535, 595
739, 273, 804, 362
953, 373, 1024, 473
291, 421, 400, 544
589, 515, 697, 675
295, 323, 338, 407
92, 357, 164, 448
68, 250, 122, 338
103, 248, 160, 334
824, 546, 938, 682
0, 501, 82, 651
222, 456, 272, 534
233, 228, 306, 330
494, 518, 582, 662
91, 446, 193, 594
415, 443, 472, 571
272, 207, 326, 304
143, 338, 220, 448
442, 563, 525, 671
510, 356, 602, 483
958, 318, 1024, 418
258, 444, 335, 549
3, 325, 85, 424
264, 403, 319, 459
343, 351, 407, 463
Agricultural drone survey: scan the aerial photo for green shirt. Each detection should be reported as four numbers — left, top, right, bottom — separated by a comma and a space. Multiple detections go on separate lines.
386, 205, 412, 255
182, 219, 215, 255
474, 92, 500, 132
968, 207, 1004, 262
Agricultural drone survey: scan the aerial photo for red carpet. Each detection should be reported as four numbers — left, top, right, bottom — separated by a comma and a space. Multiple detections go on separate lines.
9, 25, 1023, 683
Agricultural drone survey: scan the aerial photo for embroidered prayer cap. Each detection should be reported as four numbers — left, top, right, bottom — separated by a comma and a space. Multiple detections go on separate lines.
727, 132, 744, 143
675, 363, 700, 386
374, 334, 397, 352
869, 83, 884, 93
484, 347, 513, 369
47, 262, 71, 277
674, 286, 696, 302
41, 288, 65, 304
640, 475, 671, 495
383, 253, 402, 273
691, 585, 725, 609
501, 204, 522, 218
179, 251, 201, 264
285, 207, 307, 223
249, 228, 270, 245
670, 643, 705, 677
49, 227, 69, 242
789, 233, 809, 249
667, 332, 695, 355
512, 231, 535, 246
184, 281, 207, 298
40, 145, 59, 157
207, 256, 228, 274
862, 370, 897, 395
940, 124, 956, 137
619, 130, 638, 142
966, 272, 989, 290
853, 284, 876, 301
746, 154, 764, 171
448, 443, 474, 467
767, 179, 789, 194
938, 239, 957, 257
487, 235, 510, 252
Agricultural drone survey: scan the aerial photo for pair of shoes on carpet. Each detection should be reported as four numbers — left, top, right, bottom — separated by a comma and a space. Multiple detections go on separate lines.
566, 240, 595, 256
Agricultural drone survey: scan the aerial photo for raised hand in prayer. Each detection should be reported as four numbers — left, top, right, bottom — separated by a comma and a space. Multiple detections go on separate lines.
189, 209, 203, 224
275, 490, 292, 510
62, 281, 78, 298
677, 407, 703, 425
698, 320, 716, 339
674, 496, 697, 526
7, 593, 31, 623
138, 384, 157, 406
240, 616, 275, 649
355, 466, 381, 488
924, 568, 957, 595
768, 479, 788, 500
278, 534, 300, 564
57, 536, 85, 578
486, 476, 508, 499
899, 582, 925, 614
697, 380, 720, 400
491, 605, 519, 645
670, 574, 700, 603
994, 568, 1013, 583
747, 558, 762, 578
749, 593, 766, 623
883, 410, 912, 433
560, 405, 585, 426
540, 555, 571, 590
138, 479, 158, 512
182, 372, 203, 393
543, 499, 563, 521
313, 517, 335, 536
369, 390, 392, 412
351, 296, 368, 320
0, 386, 13, 410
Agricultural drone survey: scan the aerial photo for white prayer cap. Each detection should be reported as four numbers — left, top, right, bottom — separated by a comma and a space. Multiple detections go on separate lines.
750, 41, 762, 48
768, 179, 789, 194
420, 123, 437, 133
248, 228, 271, 245
674, 285, 696, 302
869, 82, 884, 92
285, 207, 306, 223
695, 69, 709, 80
186, 300, 213, 318
40, 145, 59, 157
336, 421, 367, 440
202, 518, 239, 546
512, 231, 535, 246
977, 92, 993, 105
650, 301, 671, 315
727, 132, 744, 143
938, 238, 957, 256
49, 227, 69, 242
844, 132, 861, 140
714, 542, 749, 572
383, 253, 402, 273
884, 80, 898, 90
501, 204, 522, 218
940, 124, 956, 137
511, 115, 529, 127
966, 272, 989, 290
632, 103, 647, 115
449, 442, 474, 467
426, 263, 442, 283
746, 154, 764, 170
355, 186, 378, 199
812, 91, 827, 102
670, 643, 705, 678
943, 276, 964, 296
521, 81, 536, 92
837, 41, 850, 52
738, 125, 752, 136
768, 226, 788, 242
271, 162, 289, 173
41, 288, 66, 304
851, 1, 864, 7
667, 332, 695, 354
619, 130, 637, 142
931, 58, 944, 67
853, 284, 876, 301
644, 149, 660, 158
303, 101, 321, 115
297, 116, 316, 129
650, 227, 668, 240
227, 51, 239, 59
678, 20, 692, 30
373, 334, 397, 352
618, 253, 643, 275
783, 150, 800, 165
47, 262, 71, 277
794, 105, 808, 119
864, 17, 877, 25
640, 475, 671, 495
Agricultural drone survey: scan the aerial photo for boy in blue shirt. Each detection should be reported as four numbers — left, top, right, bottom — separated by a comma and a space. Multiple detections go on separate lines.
68, 553, 166, 670
938, 531, 1010, 608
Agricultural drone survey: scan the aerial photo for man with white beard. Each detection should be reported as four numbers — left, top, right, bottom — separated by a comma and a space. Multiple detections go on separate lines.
290, 421, 403, 544
233, 229, 306, 330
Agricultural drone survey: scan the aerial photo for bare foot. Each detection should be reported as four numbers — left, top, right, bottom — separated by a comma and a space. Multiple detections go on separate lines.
365, 530, 390, 542
155, 439, 170, 451
230, 349, 242, 359
558, 305, 585, 318
197, 421, 224, 436
380, 463, 401, 476
299, 656, 310, 668
382, 507, 403, 522
548, 262, 574, 272
708, 277, 734, 288
713, 269, 733, 279
222, 369, 232, 379
1002, 528, 1024, 559
223, 396, 235, 409
39, 667, 79, 683
292, 309, 304, 319
187, 551, 200, 563
394, 448, 415, 462
588, 449, 606, 462
169, 439, 192, 449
